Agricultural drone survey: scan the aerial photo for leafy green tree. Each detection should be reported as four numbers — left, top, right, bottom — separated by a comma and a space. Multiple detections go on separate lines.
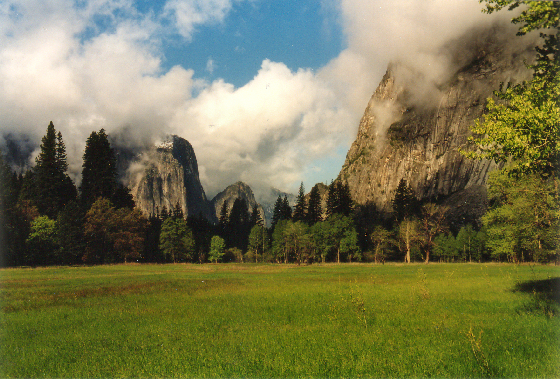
209, 235, 226, 263
433, 233, 458, 262
482, 171, 558, 262
83, 198, 146, 264
83, 198, 116, 264
419, 203, 448, 263
456, 224, 478, 262
272, 219, 290, 263
340, 225, 360, 262
247, 224, 269, 262
311, 221, 334, 263
370, 225, 393, 263
112, 207, 147, 263
292, 182, 306, 222
313, 214, 359, 263
464, 1, 559, 178
159, 217, 195, 263
397, 218, 421, 263
26, 215, 58, 266
284, 221, 313, 265
306, 184, 323, 224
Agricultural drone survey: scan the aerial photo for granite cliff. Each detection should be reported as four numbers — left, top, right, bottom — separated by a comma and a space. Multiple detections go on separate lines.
210, 181, 265, 224
126, 135, 216, 222
338, 24, 535, 225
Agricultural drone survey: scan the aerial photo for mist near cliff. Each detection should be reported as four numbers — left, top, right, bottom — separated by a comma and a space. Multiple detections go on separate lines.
0, 0, 519, 198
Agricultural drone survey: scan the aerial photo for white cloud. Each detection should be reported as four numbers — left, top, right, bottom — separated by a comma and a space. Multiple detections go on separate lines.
205, 57, 216, 74
163, 0, 236, 40
0, 0, 522, 198
169, 59, 354, 196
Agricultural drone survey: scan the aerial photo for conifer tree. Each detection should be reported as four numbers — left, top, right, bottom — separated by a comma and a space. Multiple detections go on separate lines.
80, 129, 117, 208
250, 204, 263, 226
271, 196, 283, 227
306, 184, 323, 224
281, 195, 292, 220
31, 122, 77, 218
292, 182, 306, 222
392, 179, 418, 222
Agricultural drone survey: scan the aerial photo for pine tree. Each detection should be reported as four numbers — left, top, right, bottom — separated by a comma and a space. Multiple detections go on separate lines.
326, 181, 353, 218
250, 205, 263, 226
326, 181, 337, 218
228, 198, 250, 251
306, 184, 323, 224
281, 196, 292, 220
392, 179, 418, 222
31, 122, 77, 218
292, 182, 306, 222
271, 196, 284, 227
219, 201, 229, 225
173, 201, 184, 219
80, 129, 117, 208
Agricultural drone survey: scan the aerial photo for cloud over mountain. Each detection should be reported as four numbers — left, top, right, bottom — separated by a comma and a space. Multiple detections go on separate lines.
0, 0, 512, 197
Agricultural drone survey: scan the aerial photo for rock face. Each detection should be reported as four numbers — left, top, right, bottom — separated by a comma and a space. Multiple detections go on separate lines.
128, 135, 215, 222
210, 181, 265, 224
338, 24, 534, 223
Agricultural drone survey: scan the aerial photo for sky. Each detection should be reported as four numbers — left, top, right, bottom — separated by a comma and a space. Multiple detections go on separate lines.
0, 0, 510, 200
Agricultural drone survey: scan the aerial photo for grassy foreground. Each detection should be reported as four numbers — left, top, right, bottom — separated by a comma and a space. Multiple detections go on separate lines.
0, 263, 559, 378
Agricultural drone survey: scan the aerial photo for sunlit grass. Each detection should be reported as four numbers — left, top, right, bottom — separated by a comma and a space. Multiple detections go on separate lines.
1, 263, 559, 378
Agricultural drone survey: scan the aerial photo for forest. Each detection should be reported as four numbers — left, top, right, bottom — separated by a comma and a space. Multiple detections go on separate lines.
0, 1, 558, 268
0, 119, 557, 267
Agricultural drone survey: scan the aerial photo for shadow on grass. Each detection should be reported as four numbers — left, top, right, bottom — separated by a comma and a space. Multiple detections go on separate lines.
513, 277, 560, 317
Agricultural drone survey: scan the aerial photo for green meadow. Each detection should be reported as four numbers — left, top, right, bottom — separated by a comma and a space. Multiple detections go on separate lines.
0, 263, 559, 378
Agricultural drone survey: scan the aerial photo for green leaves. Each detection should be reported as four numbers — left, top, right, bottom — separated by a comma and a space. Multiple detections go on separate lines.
465, 1, 560, 179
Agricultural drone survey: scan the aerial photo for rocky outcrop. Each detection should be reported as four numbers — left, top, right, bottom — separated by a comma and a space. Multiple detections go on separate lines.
127, 135, 216, 222
210, 181, 265, 224
338, 24, 534, 222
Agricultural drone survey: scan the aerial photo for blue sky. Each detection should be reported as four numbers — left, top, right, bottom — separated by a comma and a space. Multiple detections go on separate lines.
162, 1, 346, 88
0, 0, 498, 199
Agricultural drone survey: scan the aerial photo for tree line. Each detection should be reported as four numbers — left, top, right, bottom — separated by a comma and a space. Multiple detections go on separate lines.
0, 1, 557, 266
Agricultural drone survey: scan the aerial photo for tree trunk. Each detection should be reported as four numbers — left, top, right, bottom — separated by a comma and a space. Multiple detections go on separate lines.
337, 248, 340, 264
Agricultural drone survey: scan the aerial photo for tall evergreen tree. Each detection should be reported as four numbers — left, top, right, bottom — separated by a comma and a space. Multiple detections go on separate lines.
306, 184, 323, 224
392, 179, 418, 222
292, 182, 306, 222
281, 196, 292, 220
31, 122, 77, 218
271, 195, 284, 227
326, 181, 353, 218
250, 204, 263, 226
228, 198, 250, 251
80, 129, 117, 208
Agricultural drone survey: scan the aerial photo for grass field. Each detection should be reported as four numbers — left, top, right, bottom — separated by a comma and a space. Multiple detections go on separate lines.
1, 263, 559, 378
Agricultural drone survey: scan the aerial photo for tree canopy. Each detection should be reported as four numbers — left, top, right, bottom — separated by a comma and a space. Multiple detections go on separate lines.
464, 1, 559, 178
